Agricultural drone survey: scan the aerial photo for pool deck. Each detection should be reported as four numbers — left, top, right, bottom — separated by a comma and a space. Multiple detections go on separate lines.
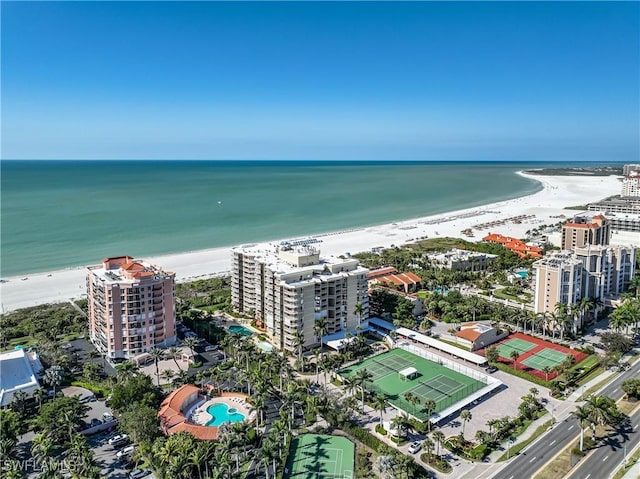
189, 394, 255, 426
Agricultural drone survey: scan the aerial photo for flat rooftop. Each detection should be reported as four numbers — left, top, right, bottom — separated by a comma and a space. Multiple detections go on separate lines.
0, 349, 41, 407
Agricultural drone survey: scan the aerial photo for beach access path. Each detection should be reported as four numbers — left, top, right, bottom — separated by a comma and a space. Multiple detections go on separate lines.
0, 172, 627, 313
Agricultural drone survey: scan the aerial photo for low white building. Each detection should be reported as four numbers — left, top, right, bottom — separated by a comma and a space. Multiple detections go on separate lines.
0, 348, 44, 407
455, 323, 507, 351
428, 248, 497, 272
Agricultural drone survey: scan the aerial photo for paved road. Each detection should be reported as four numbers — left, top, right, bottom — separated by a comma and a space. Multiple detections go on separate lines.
565, 407, 640, 479
491, 360, 640, 479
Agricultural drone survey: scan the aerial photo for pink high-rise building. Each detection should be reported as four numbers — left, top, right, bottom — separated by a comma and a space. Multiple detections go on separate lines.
87, 256, 176, 360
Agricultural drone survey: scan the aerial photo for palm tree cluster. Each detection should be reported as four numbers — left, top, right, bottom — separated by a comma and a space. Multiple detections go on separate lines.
609, 298, 640, 335
572, 395, 624, 452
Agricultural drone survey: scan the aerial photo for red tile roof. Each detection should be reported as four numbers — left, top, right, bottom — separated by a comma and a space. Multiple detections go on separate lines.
456, 329, 484, 342
367, 267, 398, 280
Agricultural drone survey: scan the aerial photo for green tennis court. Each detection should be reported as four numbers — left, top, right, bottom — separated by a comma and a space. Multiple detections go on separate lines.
497, 338, 537, 359
521, 348, 569, 371
339, 348, 485, 421
284, 434, 354, 479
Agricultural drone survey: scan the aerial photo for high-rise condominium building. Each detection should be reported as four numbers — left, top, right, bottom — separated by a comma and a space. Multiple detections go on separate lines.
231, 244, 369, 353
622, 172, 640, 198
623, 164, 640, 176
561, 214, 610, 250
533, 245, 636, 319
87, 256, 176, 360
533, 252, 583, 315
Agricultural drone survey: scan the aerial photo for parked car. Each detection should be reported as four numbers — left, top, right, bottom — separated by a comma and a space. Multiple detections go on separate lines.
108, 434, 129, 446
90, 418, 102, 427
129, 469, 151, 479
116, 445, 135, 460
204, 345, 218, 352
486, 366, 498, 373
408, 442, 422, 454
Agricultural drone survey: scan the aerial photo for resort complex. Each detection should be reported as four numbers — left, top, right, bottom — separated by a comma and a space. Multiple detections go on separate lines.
2, 166, 640, 479
87, 256, 177, 360
231, 243, 369, 353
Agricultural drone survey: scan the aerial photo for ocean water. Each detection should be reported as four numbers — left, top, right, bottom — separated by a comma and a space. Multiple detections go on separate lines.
0, 160, 586, 277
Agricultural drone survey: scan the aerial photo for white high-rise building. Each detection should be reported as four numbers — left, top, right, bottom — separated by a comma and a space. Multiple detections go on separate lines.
622, 171, 640, 198
231, 244, 369, 353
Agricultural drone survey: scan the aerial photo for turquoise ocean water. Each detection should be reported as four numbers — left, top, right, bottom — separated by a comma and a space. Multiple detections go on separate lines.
0, 160, 601, 277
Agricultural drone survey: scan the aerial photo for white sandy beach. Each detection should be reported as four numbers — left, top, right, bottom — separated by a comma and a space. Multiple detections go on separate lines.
0, 172, 630, 313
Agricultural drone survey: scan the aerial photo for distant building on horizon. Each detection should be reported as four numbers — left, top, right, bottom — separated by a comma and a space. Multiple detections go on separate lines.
231, 243, 369, 353
87, 256, 177, 360
561, 214, 610, 250
622, 164, 640, 176
622, 170, 640, 198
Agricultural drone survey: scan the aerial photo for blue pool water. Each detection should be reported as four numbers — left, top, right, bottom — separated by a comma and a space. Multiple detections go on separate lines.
516, 271, 528, 279
228, 325, 254, 336
256, 340, 274, 352
205, 402, 246, 427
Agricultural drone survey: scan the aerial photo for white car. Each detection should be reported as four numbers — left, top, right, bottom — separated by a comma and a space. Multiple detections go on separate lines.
108, 434, 129, 445
116, 445, 135, 460
408, 442, 422, 454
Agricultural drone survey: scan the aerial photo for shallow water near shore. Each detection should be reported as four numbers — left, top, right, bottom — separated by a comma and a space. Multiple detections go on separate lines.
0, 160, 612, 277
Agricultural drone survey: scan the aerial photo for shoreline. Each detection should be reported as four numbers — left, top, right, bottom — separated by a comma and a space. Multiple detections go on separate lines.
0, 172, 625, 312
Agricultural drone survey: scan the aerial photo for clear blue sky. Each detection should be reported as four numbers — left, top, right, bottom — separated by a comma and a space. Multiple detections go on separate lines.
2, 1, 638, 161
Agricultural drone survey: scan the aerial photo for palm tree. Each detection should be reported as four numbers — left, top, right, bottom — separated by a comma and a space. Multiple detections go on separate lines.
33, 387, 46, 410
354, 302, 364, 325
354, 368, 373, 412
572, 405, 592, 452
167, 346, 184, 371
314, 317, 329, 352
292, 330, 305, 367
149, 347, 166, 386
403, 392, 420, 416
541, 365, 552, 382
182, 337, 199, 364
421, 399, 436, 431
161, 369, 176, 383
43, 365, 64, 396
510, 350, 520, 370
422, 437, 435, 459
432, 430, 445, 457
115, 360, 140, 381
460, 409, 472, 438
373, 393, 387, 427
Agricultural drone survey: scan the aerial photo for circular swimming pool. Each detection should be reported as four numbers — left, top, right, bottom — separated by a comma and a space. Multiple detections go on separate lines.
205, 402, 246, 427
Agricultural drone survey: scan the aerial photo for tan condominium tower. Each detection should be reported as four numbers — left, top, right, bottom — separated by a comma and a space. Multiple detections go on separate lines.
87, 256, 176, 360
231, 243, 369, 353
534, 245, 636, 318
561, 214, 610, 250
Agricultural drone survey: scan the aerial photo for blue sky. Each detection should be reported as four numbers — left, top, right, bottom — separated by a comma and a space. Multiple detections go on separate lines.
2, 1, 638, 161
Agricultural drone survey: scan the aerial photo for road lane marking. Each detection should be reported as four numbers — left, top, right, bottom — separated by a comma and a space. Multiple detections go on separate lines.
550, 440, 556, 446
529, 456, 536, 463
585, 474, 591, 479
568, 425, 575, 430
603, 455, 609, 462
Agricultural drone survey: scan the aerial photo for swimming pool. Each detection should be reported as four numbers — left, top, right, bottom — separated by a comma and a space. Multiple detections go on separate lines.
516, 271, 528, 279
205, 403, 246, 427
256, 340, 274, 352
228, 325, 254, 337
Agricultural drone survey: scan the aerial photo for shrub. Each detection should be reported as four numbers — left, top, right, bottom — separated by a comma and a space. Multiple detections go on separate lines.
375, 424, 387, 435
70, 381, 109, 398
